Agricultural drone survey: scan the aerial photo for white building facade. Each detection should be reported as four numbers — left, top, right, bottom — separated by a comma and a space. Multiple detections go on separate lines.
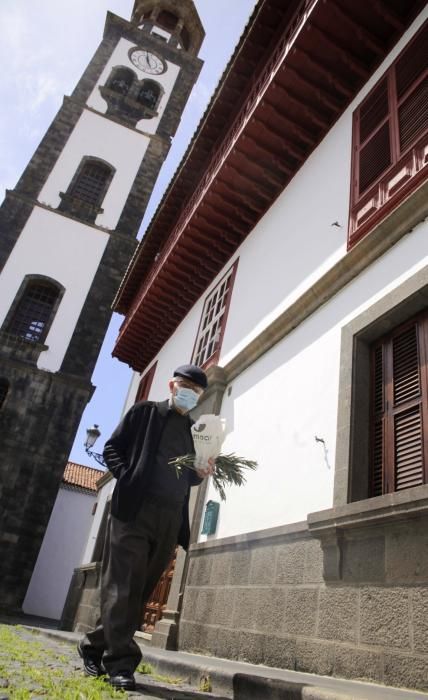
23, 464, 102, 621
72, 0, 428, 691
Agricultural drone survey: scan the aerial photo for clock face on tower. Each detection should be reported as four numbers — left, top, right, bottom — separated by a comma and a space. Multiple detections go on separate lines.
129, 48, 166, 75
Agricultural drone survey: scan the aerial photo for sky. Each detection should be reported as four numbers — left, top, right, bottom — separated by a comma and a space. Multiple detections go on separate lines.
0, 0, 257, 467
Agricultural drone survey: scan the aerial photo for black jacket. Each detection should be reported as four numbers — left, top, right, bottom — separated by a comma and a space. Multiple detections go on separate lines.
103, 399, 201, 550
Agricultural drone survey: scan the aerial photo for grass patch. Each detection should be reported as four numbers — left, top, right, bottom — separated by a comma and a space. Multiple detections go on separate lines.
137, 660, 184, 685
0, 624, 125, 699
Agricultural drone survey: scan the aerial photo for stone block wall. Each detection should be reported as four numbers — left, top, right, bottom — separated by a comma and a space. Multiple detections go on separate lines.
179, 510, 428, 693
61, 563, 102, 634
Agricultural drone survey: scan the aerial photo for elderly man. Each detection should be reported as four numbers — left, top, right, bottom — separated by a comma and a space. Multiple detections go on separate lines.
78, 364, 212, 691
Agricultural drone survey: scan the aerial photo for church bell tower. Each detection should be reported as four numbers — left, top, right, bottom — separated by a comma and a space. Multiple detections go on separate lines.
0, 0, 204, 612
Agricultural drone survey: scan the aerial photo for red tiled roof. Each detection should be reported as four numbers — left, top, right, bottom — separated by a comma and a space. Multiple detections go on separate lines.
62, 462, 104, 492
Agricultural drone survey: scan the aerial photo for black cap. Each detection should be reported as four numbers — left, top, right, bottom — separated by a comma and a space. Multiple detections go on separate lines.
173, 364, 208, 389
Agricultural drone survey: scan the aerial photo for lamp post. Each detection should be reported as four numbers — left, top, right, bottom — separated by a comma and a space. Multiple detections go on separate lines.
84, 424, 106, 468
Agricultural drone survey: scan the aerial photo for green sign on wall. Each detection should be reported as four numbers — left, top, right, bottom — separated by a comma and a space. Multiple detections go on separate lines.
201, 500, 220, 535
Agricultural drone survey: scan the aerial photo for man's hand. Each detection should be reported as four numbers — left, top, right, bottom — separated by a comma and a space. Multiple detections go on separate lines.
196, 457, 215, 479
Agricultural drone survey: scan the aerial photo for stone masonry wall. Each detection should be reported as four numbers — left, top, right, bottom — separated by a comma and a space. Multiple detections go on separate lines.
179, 515, 428, 693
0, 352, 93, 611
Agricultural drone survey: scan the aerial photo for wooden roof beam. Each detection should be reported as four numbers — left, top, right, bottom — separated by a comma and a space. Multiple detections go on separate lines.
223, 162, 274, 200
173, 248, 219, 277
215, 176, 266, 216
190, 223, 235, 256
259, 100, 315, 145
196, 211, 243, 245
233, 145, 290, 185
284, 64, 343, 112
271, 82, 330, 130
244, 124, 306, 163
297, 48, 353, 98
373, 1, 405, 30
206, 188, 254, 223
174, 238, 221, 269
166, 261, 207, 293
331, 1, 385, 56
309, 24, 370, 80
199, 203, 248, 237
180, 237, 225, 267
248, 117, 306, 164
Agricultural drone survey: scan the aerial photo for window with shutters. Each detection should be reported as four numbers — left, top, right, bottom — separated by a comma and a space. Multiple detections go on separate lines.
349, 20, 428, 248
135, 362, 157, 402
59, 157, 114, 224
191, 261, 238, 369
370, 312, 428, 497
4, 279, 63, 344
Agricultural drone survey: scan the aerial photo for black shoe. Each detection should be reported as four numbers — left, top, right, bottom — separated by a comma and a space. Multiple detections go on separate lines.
108, 670, 136, 691
77, 639, 105, 677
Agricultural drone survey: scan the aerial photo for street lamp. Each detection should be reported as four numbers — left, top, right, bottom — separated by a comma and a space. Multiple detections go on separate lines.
84, 424, 106, 467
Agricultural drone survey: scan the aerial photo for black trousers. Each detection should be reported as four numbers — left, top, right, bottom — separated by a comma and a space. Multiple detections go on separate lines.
82, 498, 182, 675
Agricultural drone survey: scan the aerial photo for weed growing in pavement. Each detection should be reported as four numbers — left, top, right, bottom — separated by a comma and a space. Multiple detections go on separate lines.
137, 660, 184, 685
199, 673, 212, 692
0, 624, 125, 699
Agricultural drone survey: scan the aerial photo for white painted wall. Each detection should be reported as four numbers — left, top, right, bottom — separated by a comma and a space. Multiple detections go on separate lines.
0, 206, 109, 372
87, 37, 180, 135
117, 8, 428, 539
219, 6, 428, 365
201, 224, 428, 538
38, 110, 150, 230
23, 486, 96, 620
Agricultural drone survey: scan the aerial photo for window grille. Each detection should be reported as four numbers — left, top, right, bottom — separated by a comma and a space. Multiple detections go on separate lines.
7, 281, 59, 343
0, 379, 9, 409
192, 263, 237, 367
70, 161, 112, 207
370, 311, 428, 496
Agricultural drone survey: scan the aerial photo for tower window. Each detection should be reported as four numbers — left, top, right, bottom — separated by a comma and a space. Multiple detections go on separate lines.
138, 81, 161, 110
107, 67, 135, 96
0, 379, 9, 410
6, 280, 61, 343
59, 157, 115, 223
157, 10, 178, 31
70, 161, 112, 206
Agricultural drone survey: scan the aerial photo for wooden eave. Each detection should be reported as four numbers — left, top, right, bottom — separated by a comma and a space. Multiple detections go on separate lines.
113, 0, 425, 372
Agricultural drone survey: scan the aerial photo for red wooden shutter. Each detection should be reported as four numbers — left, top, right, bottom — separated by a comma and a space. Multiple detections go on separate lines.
395, 22, 428, 154
370, 315, 428, 496
357, 78, 391, 196
349, 21, 428, 248
371, 345, 385, 497
391, 324, 424, 491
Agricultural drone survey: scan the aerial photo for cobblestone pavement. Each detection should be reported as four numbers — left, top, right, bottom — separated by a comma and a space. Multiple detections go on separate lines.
0, 624, 224, 700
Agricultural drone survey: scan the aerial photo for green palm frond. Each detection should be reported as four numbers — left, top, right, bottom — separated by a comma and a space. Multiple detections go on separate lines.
169, 453, 257, 501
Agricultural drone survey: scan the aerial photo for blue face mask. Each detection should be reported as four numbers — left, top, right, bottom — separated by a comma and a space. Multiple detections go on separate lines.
174, 387, 200, 412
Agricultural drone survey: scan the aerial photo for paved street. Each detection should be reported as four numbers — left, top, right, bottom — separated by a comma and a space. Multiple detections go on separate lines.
0, 623, 225, 700
1, 621, 427, 700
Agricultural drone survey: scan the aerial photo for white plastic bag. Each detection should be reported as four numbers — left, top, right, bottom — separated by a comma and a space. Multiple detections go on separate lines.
191, 414, 226, 469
